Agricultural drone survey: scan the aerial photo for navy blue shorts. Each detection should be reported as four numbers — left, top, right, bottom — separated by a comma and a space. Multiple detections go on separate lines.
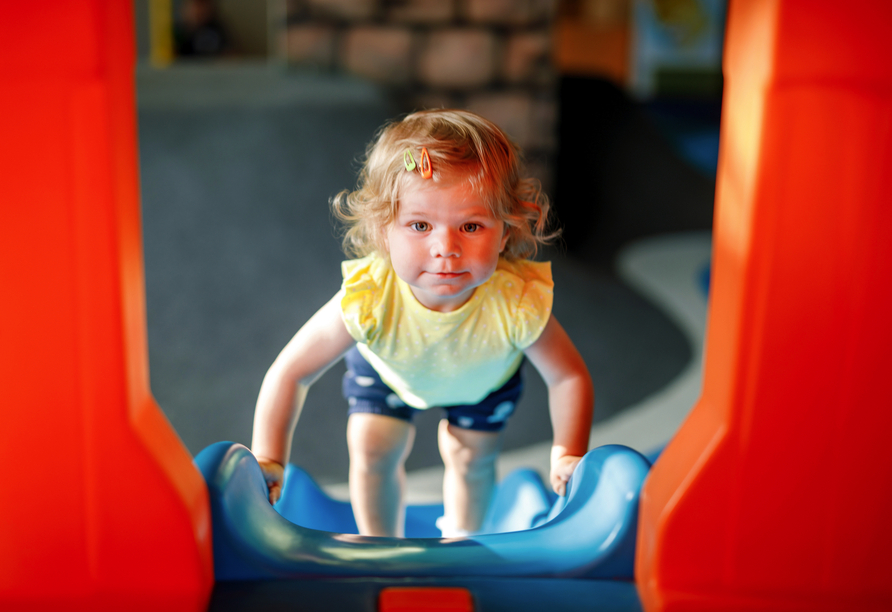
342, 346, 524, 432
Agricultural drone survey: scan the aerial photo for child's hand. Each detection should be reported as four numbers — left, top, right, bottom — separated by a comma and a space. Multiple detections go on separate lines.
256, 458, 284, 505
550, 454, 582, 496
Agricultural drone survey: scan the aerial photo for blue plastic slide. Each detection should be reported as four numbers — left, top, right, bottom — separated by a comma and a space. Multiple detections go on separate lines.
196, 442, 650, 581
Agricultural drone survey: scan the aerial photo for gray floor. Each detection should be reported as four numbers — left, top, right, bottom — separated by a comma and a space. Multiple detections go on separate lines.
138, 64, 693, 485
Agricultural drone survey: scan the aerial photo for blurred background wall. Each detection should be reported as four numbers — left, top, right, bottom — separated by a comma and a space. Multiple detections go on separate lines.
135, 0, 725, 208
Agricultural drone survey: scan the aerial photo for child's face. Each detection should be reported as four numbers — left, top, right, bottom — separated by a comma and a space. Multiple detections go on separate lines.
385, 178, 508, 312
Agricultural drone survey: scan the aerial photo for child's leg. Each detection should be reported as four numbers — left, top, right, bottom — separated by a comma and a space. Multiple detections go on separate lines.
437, 419, 503, 535
347, 412, 415, 537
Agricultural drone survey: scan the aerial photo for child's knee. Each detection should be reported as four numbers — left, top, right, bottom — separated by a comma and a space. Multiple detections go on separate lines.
439, 421, 501, 474
347, 413, 414, 471
349, 445, 404, 474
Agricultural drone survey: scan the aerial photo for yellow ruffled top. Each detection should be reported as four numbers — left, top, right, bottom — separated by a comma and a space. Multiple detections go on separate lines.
340, 254, 553, 408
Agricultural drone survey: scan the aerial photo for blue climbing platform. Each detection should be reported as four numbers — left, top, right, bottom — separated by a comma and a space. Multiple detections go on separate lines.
196, 442, 650, 582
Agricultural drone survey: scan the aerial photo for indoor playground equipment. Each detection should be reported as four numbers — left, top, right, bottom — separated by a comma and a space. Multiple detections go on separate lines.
2, 1, 891, 611
196, 442, 648, 581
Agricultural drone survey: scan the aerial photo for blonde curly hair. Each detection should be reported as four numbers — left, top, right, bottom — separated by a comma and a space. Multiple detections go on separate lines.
331, 109, 558, 260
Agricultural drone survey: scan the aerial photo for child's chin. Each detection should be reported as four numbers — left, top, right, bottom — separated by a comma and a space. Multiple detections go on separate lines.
428, 285, 471, 297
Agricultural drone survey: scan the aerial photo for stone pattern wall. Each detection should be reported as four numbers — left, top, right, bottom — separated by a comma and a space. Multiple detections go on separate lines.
284, 0, 558, 191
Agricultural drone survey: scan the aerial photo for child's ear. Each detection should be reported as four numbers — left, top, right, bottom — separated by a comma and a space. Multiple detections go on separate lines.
499, 227, 509, 253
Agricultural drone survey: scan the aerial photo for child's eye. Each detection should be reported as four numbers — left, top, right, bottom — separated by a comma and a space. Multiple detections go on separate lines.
410, 222, 430, 232
462, 223, 480, 233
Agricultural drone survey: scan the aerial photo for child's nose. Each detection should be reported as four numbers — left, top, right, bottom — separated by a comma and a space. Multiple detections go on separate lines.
431, 229, 460, 258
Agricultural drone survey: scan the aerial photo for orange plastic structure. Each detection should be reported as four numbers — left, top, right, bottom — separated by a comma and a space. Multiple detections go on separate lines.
4, 0, 892, 610
379, 587, 475, 612
0, 2, 212, 610
636, 1, 892, 610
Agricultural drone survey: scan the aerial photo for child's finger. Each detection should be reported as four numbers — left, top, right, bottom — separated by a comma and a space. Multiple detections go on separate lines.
256, 458, 285, 505
551, 472, 569, 496
268, 482, 282, 505
550, 456, 582, 496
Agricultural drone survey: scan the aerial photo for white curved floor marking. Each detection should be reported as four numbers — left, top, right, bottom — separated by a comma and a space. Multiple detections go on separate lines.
325, 232, 713, 503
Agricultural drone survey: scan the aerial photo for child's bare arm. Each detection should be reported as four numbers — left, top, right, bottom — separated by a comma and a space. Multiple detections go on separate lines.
524, 315, 594, 496
251, 292, 355, 503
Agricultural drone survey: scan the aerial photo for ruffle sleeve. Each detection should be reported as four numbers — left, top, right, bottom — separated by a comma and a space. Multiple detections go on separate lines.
498, 259, 554, 349
339, 254, 389, 344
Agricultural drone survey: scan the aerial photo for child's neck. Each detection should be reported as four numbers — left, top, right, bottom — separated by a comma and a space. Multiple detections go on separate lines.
407, 285, 477, 313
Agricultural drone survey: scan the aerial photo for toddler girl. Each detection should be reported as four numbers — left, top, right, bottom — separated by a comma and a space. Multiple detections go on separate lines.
251, 109, 593, 538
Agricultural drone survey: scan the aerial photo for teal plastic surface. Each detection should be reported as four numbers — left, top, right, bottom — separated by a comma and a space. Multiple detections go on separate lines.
196, 442, 650, 581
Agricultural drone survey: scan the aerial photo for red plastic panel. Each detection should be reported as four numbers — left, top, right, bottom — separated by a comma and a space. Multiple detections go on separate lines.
379, 587, 474, 612
636, 1, 892, 610
0, 2, 212, 610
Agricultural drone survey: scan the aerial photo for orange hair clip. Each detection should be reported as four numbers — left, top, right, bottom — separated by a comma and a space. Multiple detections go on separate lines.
420, 147, 432, 179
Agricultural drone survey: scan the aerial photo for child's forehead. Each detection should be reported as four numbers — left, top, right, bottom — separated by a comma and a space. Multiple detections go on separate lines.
398, 169, 492, 201
400, 176, 485, 208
